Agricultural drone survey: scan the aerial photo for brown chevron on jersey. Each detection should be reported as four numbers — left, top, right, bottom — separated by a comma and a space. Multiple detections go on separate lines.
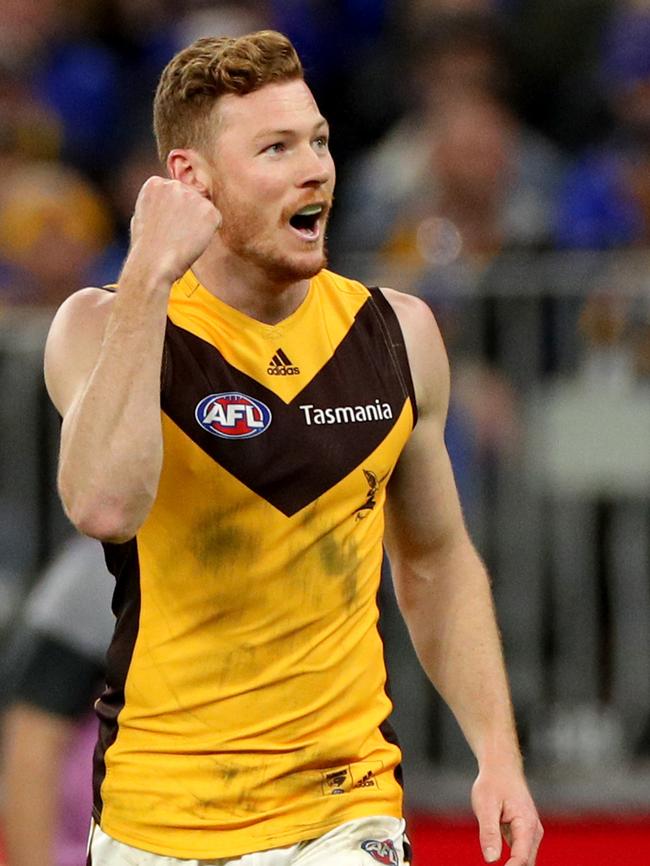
160, 293, 414, 517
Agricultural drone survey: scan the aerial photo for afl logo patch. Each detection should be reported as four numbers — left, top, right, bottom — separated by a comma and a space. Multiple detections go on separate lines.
195, 392, 272, 439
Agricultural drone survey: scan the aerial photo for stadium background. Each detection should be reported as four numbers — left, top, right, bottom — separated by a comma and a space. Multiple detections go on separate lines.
0, 1, 649, 864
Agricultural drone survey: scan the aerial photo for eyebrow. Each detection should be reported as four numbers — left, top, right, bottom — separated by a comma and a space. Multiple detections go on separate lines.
253, 118, 329, 143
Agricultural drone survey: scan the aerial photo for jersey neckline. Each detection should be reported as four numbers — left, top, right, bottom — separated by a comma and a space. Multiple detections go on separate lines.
174, 269, 317, 338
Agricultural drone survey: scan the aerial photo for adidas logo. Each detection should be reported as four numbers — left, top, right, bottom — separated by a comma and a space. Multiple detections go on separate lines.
267, 348, 300, 376
354, 771, 376, 789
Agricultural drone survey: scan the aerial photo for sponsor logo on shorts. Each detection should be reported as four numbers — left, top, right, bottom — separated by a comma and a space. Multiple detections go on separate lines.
195, 392, 272, 439
267, 348, 300, 375
361, 839, 399, 865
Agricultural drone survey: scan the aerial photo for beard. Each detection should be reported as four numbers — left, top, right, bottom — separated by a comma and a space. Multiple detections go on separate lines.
214, 185, 329, 284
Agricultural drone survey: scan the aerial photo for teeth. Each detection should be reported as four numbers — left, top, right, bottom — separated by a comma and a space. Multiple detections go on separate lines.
295, 204, 323, 216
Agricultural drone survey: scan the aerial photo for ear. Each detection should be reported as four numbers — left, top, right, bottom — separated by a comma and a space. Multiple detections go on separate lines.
167, 148, 212, 198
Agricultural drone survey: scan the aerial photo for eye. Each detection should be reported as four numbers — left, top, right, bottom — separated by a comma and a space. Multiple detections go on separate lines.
264, 142, 286, 155
313, 135, 329, 150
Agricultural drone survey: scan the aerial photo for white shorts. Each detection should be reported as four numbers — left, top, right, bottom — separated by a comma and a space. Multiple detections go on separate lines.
88, 816, 412, 866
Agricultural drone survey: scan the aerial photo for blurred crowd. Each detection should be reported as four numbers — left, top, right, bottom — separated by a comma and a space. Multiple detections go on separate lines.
0, 0, 648, 368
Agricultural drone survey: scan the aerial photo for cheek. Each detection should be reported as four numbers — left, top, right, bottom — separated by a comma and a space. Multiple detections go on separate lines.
220, 175, 284, 216
248, 172, 286, 204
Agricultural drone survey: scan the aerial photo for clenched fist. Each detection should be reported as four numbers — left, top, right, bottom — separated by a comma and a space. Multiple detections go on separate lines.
129, 176, 222, 285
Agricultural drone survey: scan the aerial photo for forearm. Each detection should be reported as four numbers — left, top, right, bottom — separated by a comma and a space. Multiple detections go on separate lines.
58, 264, 170, 542
393, 536, 521, 769
2, 704, 72, 866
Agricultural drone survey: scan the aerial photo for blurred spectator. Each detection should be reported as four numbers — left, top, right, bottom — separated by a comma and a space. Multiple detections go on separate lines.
0, 162, 113, 308
555, 6, 650, 248
332, 8, 565, 262
0, 535, 114, 866
379, 93, 553, 268
336, 85, 560, 295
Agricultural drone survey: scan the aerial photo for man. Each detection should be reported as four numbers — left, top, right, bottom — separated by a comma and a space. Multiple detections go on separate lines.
1, 535, 113, 866
44, 30, 542, 866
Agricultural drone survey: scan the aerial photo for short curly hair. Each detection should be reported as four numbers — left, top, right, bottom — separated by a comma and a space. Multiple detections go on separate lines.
153, 30, 303, 163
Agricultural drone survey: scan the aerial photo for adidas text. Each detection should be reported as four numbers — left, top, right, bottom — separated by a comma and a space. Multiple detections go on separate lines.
267, 365, 300, 375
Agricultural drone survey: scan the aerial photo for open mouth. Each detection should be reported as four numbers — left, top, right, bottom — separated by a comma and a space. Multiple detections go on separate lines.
288, 204, 325, 240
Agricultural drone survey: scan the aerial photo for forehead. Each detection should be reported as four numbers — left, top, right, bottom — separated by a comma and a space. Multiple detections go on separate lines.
216, 79, 324, 137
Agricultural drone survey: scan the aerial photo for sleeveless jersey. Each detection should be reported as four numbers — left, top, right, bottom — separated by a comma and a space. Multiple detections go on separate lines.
94, 268, 417, 858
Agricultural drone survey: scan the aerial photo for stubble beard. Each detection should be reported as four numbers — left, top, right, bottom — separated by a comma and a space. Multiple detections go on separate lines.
217, 195, 329, 285
255, 239, 328, 284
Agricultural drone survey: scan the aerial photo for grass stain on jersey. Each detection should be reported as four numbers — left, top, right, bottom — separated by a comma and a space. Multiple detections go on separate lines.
318, 533, 360, 611
189, 513, 260, 572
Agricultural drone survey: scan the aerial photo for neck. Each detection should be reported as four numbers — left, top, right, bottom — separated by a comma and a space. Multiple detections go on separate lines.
192, 246, 312, 325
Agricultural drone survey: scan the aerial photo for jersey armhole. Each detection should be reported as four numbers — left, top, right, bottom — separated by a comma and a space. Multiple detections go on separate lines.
368, 287, 418, 428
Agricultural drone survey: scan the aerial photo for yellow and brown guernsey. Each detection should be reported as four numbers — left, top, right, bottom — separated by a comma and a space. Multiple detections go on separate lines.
94, 268, 418, 858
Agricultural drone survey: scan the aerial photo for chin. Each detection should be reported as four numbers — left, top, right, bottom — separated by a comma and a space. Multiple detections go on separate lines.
265, 249, 328, 284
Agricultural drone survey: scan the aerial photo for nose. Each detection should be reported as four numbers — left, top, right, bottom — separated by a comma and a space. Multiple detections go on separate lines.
297, 145, 334, 190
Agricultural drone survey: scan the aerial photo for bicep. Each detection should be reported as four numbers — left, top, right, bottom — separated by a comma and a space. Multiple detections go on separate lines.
382, 288, 467, 563
44, 288, 113, 417
384, 409, 466, 565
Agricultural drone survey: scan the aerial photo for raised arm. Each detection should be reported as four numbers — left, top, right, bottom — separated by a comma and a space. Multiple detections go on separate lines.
44, 177, 221, 543
383, 289, 543, 866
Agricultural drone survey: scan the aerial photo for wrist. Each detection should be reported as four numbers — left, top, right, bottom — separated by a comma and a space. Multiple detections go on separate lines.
474, 731, 523, 773
121, 241, 185, 292
477, 749, 524, 776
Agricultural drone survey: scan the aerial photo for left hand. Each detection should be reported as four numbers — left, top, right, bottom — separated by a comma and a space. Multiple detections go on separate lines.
471, 764, 543, 865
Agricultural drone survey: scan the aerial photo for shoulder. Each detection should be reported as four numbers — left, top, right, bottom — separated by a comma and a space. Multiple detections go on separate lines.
48, 285, 116, 335
378, 286, 436, 333
44, 287, 116, 415
377, 287, 450, 418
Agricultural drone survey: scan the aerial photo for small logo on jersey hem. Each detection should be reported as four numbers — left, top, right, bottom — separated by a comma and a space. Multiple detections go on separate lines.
267, 348, 300, 376
320, 765, 379, 795
195, 392, 272, 439
354, 770, 377, 788
322, 767, 349, 795
361, 839, 399, 865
